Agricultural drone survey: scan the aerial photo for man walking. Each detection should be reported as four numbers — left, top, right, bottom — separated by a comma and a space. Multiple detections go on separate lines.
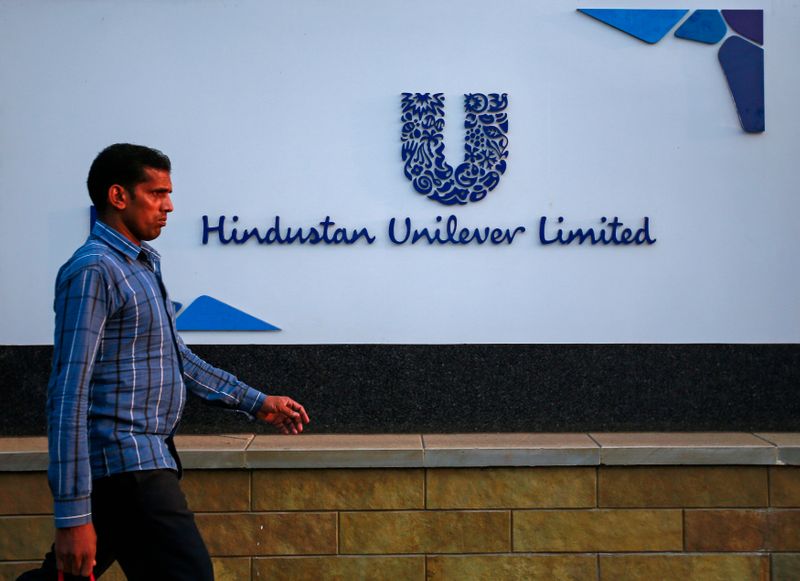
20, 144, 309, 580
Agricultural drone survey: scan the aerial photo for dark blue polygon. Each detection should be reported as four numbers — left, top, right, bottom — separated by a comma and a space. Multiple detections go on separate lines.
176, 295, 280, 331
578, 9, 689, 44
171, 301, 183, 314
722, 9, 763, 45
675, 10, 727, 44
718, 36, 765, 133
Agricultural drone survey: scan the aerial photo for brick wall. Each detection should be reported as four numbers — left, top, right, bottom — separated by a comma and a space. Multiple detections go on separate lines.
1, 466, 799, 580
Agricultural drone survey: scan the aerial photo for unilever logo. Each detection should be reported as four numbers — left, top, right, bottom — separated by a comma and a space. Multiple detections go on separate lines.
401, 93, 509, 206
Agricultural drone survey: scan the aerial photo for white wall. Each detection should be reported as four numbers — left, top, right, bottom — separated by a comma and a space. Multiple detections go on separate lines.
1, 0, 798, 345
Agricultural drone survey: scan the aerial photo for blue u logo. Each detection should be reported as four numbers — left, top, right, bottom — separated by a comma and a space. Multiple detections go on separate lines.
401, 93, 509, 205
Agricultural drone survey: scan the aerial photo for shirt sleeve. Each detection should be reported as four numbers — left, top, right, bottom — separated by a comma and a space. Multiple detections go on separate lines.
47, 267, 108, 528
176, 335, 267, 418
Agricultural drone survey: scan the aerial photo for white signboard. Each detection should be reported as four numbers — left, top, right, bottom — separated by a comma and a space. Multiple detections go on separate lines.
1, 0, 798, 344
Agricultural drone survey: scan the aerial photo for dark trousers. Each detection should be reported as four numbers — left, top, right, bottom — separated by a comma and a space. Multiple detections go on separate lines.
18, 469, 213, 581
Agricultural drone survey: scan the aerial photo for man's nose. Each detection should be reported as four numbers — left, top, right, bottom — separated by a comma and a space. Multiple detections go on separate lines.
163, 194, 174, 212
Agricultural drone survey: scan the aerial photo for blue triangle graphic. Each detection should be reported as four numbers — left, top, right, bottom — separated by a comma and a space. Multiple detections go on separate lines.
176, 295, 281, 331
579, 9, 689, 44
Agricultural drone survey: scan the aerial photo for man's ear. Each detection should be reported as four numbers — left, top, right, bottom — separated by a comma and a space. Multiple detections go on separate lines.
107, 185, 128, 211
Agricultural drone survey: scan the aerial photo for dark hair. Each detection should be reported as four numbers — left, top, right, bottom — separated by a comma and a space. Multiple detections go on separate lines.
87, 143, 171, 211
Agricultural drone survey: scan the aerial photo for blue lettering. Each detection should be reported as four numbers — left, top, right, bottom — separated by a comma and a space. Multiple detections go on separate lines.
389, 215, 525, 245
539, 216, 656, 246
201, 215, 375, 245
388, 217, 411, 245
202, 215, 231, 245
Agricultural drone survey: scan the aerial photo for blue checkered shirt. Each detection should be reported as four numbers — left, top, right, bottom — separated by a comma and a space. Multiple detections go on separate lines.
48, 220, 267, 528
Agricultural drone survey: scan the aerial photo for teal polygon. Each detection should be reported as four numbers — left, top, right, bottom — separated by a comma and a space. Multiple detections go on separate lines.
578, 9, 689, 44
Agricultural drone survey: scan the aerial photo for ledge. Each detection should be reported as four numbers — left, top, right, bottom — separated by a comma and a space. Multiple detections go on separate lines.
0, 433, 798, 471
0, 437, 48, 471
246, 434, 424, 468
756, 432, 800, 464
589, 432, 777, 465
422, 433, 599, 467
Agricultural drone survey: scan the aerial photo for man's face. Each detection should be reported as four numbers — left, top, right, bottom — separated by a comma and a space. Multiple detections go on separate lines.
119, 167, 174, 244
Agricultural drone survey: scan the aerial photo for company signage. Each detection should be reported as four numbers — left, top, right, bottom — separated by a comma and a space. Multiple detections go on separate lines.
200, 91, 656, 249
195, 9, 764, 253
1, 0, 794, 345
200, 214, 656, 247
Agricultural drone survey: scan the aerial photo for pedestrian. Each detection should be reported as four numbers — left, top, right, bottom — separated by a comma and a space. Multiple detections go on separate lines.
19, 143, 309, 580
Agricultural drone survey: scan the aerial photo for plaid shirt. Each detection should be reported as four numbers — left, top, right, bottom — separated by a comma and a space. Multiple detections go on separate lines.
47, 220, 266, 528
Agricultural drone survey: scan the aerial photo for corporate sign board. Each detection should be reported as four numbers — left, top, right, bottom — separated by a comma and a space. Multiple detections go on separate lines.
0, 0, 797, 345
184, 86, 655, 332
199, 91, 656, 252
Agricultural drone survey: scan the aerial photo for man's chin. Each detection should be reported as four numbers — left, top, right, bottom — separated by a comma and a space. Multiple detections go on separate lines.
142, 227, 164, 241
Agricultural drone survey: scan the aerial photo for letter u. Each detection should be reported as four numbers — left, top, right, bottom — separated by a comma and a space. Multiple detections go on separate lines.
401, 93, 509, 205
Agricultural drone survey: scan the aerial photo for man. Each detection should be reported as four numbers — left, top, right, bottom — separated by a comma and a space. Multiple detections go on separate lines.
20, 144, 310, 580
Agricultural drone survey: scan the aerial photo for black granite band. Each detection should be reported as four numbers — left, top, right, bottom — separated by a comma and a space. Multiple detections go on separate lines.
1, 344, 798, 435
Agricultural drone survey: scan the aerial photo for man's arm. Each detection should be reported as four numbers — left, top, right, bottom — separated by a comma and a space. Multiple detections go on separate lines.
176, 337, 309, 432
47, 266, 109, 575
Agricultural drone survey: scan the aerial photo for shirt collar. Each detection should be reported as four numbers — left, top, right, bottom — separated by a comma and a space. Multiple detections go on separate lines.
92, 220, 161, 263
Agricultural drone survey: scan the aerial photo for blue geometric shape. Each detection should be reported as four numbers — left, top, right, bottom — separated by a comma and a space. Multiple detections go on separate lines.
722, 9, 763, 45
675, 10, 727, 44
176, 295, 280, 331
578, 9, 689, 44
718, 36, 765, 133
171, 301, 183, 314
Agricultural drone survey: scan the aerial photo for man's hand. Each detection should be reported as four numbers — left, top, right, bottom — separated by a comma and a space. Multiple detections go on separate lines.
55, 522, 96, 577
257, 395, 310, 434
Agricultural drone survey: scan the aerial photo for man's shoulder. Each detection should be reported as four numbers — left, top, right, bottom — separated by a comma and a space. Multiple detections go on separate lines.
57, 238, 122, 284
